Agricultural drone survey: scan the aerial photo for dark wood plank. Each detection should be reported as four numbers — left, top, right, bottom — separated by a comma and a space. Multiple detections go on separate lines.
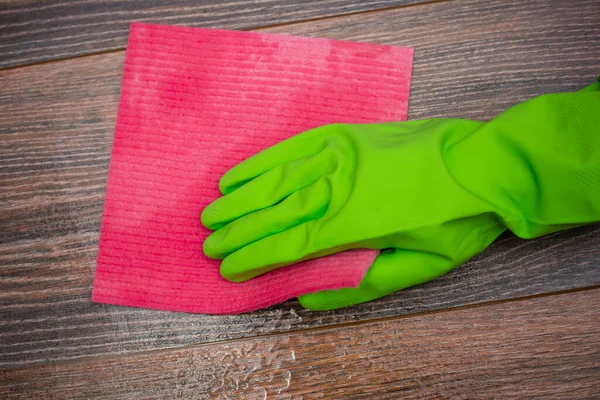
2, 0, 600, 368
264, 0, 600, 120
2, 289, 599, 399
0, 0, 428, 69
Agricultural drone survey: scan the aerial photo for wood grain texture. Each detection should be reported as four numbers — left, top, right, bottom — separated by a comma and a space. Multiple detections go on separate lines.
0, 0, 428, 68
2, 0, 600, 368
2, 289, 599, 399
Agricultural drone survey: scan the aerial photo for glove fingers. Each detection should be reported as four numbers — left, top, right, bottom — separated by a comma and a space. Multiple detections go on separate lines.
202, 151, 334, 230
299, 248, 455, 310
203, 179, 331, 259
218, 126, 327, 195
219, 218, 330, 282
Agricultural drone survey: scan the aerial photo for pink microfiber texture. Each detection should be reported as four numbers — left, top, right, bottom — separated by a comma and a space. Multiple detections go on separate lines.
92, 22, 413, 314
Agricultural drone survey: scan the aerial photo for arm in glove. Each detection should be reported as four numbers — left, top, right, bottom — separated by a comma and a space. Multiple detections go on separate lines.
201, 80, 600, 310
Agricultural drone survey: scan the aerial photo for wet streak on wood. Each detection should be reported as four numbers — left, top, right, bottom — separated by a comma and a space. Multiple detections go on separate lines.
0, 0, 430, 68
2, 289, 599, 399
2, 0, 600, 368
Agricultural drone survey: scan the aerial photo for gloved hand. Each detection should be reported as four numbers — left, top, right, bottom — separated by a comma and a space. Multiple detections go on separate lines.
202, 79, 600, 310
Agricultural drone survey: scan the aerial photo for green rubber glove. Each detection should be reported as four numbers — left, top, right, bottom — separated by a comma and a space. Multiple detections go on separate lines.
202, 80, 600, 310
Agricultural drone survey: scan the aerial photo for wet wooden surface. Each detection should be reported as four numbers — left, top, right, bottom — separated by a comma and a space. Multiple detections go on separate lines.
1, 0, 599, 397
2, 289, 599, 399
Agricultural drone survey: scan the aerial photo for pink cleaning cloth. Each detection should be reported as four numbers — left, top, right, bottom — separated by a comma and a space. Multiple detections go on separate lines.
92, 22, 413, 314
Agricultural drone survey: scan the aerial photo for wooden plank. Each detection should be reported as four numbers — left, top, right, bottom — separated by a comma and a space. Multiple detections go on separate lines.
2, 289, 599, 399
2, 0, 600, 368
0, 0, 428, 69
